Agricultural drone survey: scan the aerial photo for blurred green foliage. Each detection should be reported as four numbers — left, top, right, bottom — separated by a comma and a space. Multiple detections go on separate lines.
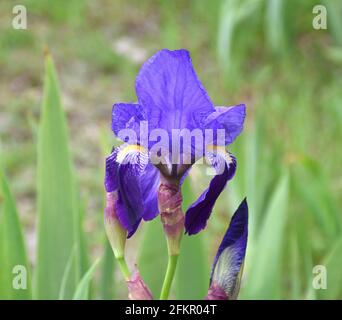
0, 0, 341, 299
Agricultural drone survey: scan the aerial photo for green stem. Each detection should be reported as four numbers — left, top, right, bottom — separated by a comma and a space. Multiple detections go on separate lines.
160, 254, 179, 300
117, 256, 130, 281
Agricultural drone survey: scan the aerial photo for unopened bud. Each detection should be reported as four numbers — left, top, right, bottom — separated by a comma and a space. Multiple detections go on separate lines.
207, 198, 248, 300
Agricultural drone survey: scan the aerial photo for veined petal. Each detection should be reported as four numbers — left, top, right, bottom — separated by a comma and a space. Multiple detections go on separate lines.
135, 49, 214, 133
210, 198, 248, 299
184, 147, 236, 235
112, 103, 146, 143
104, 144, 159, 237
105, 147, 121, 192
204, 104, 246, 146
141, 162, 160, 221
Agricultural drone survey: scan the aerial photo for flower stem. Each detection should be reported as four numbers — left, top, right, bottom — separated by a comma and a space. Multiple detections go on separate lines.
160, 254, 179, 300
117, 256, 130, 281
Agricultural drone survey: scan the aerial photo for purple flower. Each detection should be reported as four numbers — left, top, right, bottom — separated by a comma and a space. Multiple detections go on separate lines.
105, 49, 246, 237
207, 198, 248, 300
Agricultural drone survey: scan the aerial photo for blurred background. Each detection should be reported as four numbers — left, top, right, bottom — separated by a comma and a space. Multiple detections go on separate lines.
0, 0, 341, 299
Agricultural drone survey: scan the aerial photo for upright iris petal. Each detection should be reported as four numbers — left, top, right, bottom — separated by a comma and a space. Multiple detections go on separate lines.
112, 103, 146, 143
204, 105, 246, 146
136, 49, 214, 134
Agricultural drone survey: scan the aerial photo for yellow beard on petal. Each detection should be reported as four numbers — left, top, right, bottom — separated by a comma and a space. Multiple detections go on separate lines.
206, 144, 234, 165
116, 144, 148, 164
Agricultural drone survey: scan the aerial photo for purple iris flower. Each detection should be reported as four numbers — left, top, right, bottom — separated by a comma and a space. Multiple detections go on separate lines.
207, 198, 248, 300
105, 49, 246, 237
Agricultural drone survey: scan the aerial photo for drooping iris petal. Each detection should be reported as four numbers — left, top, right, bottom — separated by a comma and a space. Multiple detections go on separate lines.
210, 198, 248, 299
140, 162, 160, 221
104, 145, 159, 237
184, 148, 236, 235
116, 154, 146, 236
112, 103, 146, 143
105, 146, 121, 192
135, 49, 215, 134
204, 104, 246, 146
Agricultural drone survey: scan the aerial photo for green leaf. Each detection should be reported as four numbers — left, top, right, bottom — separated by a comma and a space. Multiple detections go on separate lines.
324, 0, 342, 46
58, 245, 77, 300
289, 231, 301, 299
36, 54, 83, 299
100, 238, 115, 299
241, 172, 289, 299
292, 159, 341, 242
217, 0, 261, 73
0, 170, 32, 299
73, 259, 101, 300
175, 177, 209, 299
176, 234, 209, 299
265, 0, 286, 54
318, 237, 342, 299
138, 218, 168, 298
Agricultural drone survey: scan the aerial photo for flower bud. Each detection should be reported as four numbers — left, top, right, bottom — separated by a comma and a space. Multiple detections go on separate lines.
206, 198, 248, 300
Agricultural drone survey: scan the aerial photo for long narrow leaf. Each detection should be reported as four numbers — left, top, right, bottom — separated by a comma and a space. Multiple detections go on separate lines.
138, 219, 167, 298
0, 170, 32, 299
176, 177, 209, 299
318, 238, 342, 299
73, 259, 100, 300
241, 172, 289, 299
58, 245, 77, 300
36, 54, 82, 299
100, 238, 115, 299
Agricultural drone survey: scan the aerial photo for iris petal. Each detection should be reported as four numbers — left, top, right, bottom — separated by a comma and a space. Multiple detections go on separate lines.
105, 147, 121, 192
204, 104, 246, 146
116, 152, 146, 236
135, 49, 214, 134
111, 103, 146, 143
104, 145, 159, 237
184, 148, 236, 235
210, 199, 248, 299
141, 162, 160, 221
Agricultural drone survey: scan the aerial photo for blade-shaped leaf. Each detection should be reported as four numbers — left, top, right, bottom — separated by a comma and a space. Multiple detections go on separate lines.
292, 159, 341, 241
100, 238, 115, 299
58, 245, 77, 300
318, 237, 342, 299
175, 176, 209, 299
73, 259, 100, 300
265, 0, 286, 53
176, 234, 209, 299
36, 54, 82, 299
0, 170, 32, 299
138, 218, 167, 298
240, 172, 289, 299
